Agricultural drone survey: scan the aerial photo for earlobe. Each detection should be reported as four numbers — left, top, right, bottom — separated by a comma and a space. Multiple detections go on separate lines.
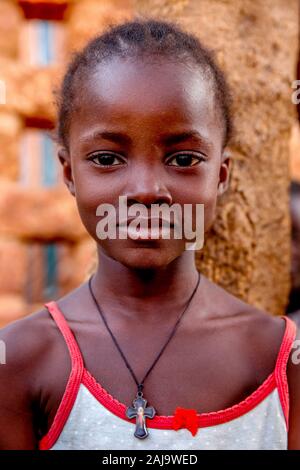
57, 147, 75, 196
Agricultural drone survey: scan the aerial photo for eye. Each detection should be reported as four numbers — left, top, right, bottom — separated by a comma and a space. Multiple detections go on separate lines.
166, 153, 205, 167
87, 152, 124, 167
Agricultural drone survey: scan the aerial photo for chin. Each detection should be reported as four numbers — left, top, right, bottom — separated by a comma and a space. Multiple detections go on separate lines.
109, 245, 183, 270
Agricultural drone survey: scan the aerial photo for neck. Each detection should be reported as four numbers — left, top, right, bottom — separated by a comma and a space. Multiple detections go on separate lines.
90, 247, 200, 323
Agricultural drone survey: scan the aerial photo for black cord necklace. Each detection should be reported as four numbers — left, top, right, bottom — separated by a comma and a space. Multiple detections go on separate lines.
88, 271, 201, 440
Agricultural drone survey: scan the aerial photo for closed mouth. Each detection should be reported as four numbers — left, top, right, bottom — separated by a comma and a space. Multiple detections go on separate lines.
117, 217, 175, 228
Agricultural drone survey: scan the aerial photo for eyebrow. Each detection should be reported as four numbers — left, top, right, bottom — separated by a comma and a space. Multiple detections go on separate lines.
81, 131, 132, 146
159, 131, 211, 147
81, 130, 212, 147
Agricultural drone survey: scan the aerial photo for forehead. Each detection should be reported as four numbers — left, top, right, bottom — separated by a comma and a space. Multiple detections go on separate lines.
70, 57, 222, 147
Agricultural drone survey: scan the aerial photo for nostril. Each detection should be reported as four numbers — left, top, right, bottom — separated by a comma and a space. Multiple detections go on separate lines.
126, 193, 173, 208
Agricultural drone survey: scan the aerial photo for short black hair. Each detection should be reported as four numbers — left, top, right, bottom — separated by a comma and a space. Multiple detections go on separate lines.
54, 18, 233, 150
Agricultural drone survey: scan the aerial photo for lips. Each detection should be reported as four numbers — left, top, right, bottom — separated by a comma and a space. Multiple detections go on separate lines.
117, 216, 175, 228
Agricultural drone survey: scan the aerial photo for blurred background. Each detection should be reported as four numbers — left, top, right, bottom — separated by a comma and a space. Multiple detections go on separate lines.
0, 0, 299, 327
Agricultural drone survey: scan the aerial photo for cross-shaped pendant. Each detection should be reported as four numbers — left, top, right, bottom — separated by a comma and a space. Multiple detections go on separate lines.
126, 391, 156, 439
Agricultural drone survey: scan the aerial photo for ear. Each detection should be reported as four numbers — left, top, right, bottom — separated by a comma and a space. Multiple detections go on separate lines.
58, 147, 75, 196
217, 149, 232, 197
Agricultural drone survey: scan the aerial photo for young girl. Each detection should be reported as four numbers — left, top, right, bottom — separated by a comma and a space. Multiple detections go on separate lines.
0, 19, 299, 450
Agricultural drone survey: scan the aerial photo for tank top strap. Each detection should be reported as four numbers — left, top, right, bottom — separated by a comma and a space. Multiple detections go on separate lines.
44, 300, 84, 374
275, 315, 297, 429
40, 301, 85, 450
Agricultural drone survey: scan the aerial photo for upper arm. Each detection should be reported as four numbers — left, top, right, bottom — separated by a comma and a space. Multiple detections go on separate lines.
287, 325, 300, 450
0, 319, 41, 449
0, 406, 38, 450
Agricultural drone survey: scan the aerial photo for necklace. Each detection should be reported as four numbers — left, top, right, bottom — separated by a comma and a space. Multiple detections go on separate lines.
88, 271, 201, 440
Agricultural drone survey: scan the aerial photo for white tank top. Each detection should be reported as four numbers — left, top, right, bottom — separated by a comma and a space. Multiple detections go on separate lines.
39, 301, 296, 450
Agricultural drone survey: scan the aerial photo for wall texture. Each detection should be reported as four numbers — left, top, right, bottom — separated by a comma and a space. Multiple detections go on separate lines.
0, 0, 298, 326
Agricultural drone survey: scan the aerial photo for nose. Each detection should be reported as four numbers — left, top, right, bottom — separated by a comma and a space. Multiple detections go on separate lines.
124, 164, 173, 207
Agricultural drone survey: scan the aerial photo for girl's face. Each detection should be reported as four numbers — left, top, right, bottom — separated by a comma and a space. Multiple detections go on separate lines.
60, 57, 231, 269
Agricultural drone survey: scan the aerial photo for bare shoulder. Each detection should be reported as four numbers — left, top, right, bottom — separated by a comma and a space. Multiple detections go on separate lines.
0, 279, 88, 374
202, 275, 286, 338
211, 278, 300, 449
201, 275, 287, 376
0, 281, 90, 449
0, 307, 57, 396
0, 307, 52, 365
235, 309, 286, 380
0, 307, 60, 448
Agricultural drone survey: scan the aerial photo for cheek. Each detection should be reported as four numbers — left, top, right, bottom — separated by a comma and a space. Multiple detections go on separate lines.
75, 184, 101, 226
73, 164, 120, 210
73, 174, 119, 238
178, 177, 219, 233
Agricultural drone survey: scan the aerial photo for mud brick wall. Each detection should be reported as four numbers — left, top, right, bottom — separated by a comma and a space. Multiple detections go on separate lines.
0, 0, 298, 326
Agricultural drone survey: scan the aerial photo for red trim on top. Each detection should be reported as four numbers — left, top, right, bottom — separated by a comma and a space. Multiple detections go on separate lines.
39, 301, 84, 450
39, 306, 296, 450
274, 316, 297, 430
82, 366, 276, 430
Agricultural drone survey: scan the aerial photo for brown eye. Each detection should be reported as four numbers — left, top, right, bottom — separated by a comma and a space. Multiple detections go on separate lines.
167, 153, 204, 167
88, 153, 124, 166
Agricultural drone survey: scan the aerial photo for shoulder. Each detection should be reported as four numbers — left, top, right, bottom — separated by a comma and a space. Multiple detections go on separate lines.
0, 278, 89, 367
0, 292, 84, 440
201, 275, 286, 351
0, 307, 59, 448
0, 286, 86, 406
235, 308, 299, 449
0, 307, 52, 364
200, 276, 287, 380
232, 308, 286, 383
0, 307, 56, 393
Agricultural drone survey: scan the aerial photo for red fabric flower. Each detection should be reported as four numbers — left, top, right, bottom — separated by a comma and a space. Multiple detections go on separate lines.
172, 407, 199, 436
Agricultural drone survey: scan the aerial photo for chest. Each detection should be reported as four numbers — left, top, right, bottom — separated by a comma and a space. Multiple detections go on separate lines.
69, 323, 258, 416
